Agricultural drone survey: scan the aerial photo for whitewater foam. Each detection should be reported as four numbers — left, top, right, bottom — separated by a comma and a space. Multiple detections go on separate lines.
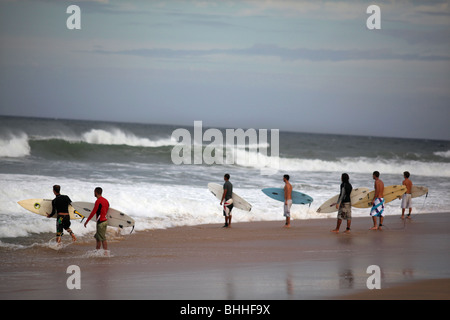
434, 150, 450, 159
0, 133, 30, 158
81, 128, 177, 147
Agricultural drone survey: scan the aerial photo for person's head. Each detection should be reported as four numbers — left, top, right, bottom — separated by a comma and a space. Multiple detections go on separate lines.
341, 173, 349, 183
403, 171, 410, 178
373, 171, 380, 179
283, 174, 290, 182
224, 173, 230, 181
53, 185, 61, 195
94, 187, 103, 198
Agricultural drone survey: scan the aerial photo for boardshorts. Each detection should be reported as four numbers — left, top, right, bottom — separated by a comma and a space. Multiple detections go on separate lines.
370, 198, 385, 217
337, 202, 352, 220
401, 193, 412, 209
223, 199, 234, 217
95, 221, 108, 242
56, 214, 71, 236
284, 199, 293, 217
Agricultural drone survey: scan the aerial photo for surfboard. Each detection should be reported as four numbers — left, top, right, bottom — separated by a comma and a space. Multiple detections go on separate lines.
208, 183, 252, 211
411, 185, 428, 198
17, 199, 83, 220
261, 188, 313, 205
71, 202, 135, 231
316, 187, 370, 213
352, 185, 407, 208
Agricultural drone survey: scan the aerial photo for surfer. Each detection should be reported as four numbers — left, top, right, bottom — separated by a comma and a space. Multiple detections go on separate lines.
331, 173, 353, 233
283, 174, 293, 228
47, 185, 77, 243
370, 171, 385, 230
84, 187, 109, 252
401, 171, 413, 219
220, 174, 233, 228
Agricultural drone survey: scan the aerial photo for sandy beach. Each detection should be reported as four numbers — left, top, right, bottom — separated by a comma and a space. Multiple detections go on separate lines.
1, 212, 449, 301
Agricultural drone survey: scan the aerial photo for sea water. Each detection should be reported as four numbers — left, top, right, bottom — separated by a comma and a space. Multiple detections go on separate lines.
1, 116, 449, 246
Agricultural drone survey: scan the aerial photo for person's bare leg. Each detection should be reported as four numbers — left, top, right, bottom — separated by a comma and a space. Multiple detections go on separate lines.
331, 219, 342, 233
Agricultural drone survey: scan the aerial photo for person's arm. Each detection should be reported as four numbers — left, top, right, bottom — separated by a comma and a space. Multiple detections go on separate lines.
84, 200, 99, 226
220, 188, 227, 205
336, 185, 346, 209
47, 199, 56, 218
372, 181, 378, 204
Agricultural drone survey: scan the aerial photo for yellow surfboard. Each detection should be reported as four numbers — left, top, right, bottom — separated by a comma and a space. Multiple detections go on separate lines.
352, 185, 407, 208
17, 198, 83, 220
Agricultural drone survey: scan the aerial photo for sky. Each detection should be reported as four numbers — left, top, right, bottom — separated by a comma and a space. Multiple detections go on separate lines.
0, 0, 449, 140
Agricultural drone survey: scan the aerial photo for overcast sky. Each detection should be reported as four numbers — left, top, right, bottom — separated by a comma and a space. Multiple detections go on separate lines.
0, 0, 449, 140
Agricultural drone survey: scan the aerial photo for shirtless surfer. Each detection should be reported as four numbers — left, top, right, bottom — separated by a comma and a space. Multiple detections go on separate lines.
401, 171, 413, 219
283, 174, 293, 228
370, 171, 385, 230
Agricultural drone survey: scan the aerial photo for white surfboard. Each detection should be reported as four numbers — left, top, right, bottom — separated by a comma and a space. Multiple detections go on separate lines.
352, 185, 407, 208
316, 187, 370, 213
208, 183, 252, 212
72, 202, 135, 231
17, 198, 83, 220
411, 185, 428, 198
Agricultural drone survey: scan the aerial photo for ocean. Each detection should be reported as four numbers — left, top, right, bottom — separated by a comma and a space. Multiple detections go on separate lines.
1, 115, 449, 247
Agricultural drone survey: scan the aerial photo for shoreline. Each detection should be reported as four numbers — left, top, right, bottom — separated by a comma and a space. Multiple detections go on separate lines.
0, 212, 449, 300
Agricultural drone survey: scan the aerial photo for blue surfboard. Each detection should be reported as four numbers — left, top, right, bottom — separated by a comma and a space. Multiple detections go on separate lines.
262, 188, 313, 205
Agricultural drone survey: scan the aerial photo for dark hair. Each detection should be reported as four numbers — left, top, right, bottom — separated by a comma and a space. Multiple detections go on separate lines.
403, 171, 410, 178
373, 171, 380, 178
95, 187, 103, 195
283, 174, 290, 180
53, 185, 61, 193
224, 174, 230, 180
341, 173, 349, 183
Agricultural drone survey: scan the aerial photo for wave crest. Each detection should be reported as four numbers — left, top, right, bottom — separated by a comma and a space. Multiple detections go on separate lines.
434, 150, 450, 159
81, 128, 176, 147
0, 133, 31, 158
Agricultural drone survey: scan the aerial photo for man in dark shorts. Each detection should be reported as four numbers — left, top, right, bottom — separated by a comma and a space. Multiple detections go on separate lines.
220, 174, 233, 228
47, 185, 77, 243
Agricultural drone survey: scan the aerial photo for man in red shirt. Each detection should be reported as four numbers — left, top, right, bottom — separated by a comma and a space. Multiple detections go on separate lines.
84, 187, 109, 251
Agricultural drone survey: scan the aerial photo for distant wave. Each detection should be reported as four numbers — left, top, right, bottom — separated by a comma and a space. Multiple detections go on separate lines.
81, 129, 177, 147
434, 150, 450, 159
231, 149, 450, 177
2, 129, 449, 177
0, 128, 177, 158
0, 133, 31, 158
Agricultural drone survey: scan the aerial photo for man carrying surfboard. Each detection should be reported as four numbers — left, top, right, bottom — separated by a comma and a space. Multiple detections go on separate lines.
370, 171, 385, 230
220, 174, 233, 228
331, 173, 353, 233
47, 185, 77, 244
84, 187, 109, 251
283, 174, 293, 228
401, 171, 413, 220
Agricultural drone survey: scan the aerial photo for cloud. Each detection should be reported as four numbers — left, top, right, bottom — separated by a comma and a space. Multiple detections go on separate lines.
93, 43, 450, 62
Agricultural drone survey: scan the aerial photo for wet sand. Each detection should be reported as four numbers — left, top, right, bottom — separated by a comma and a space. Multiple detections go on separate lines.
0, 212, 449, 300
